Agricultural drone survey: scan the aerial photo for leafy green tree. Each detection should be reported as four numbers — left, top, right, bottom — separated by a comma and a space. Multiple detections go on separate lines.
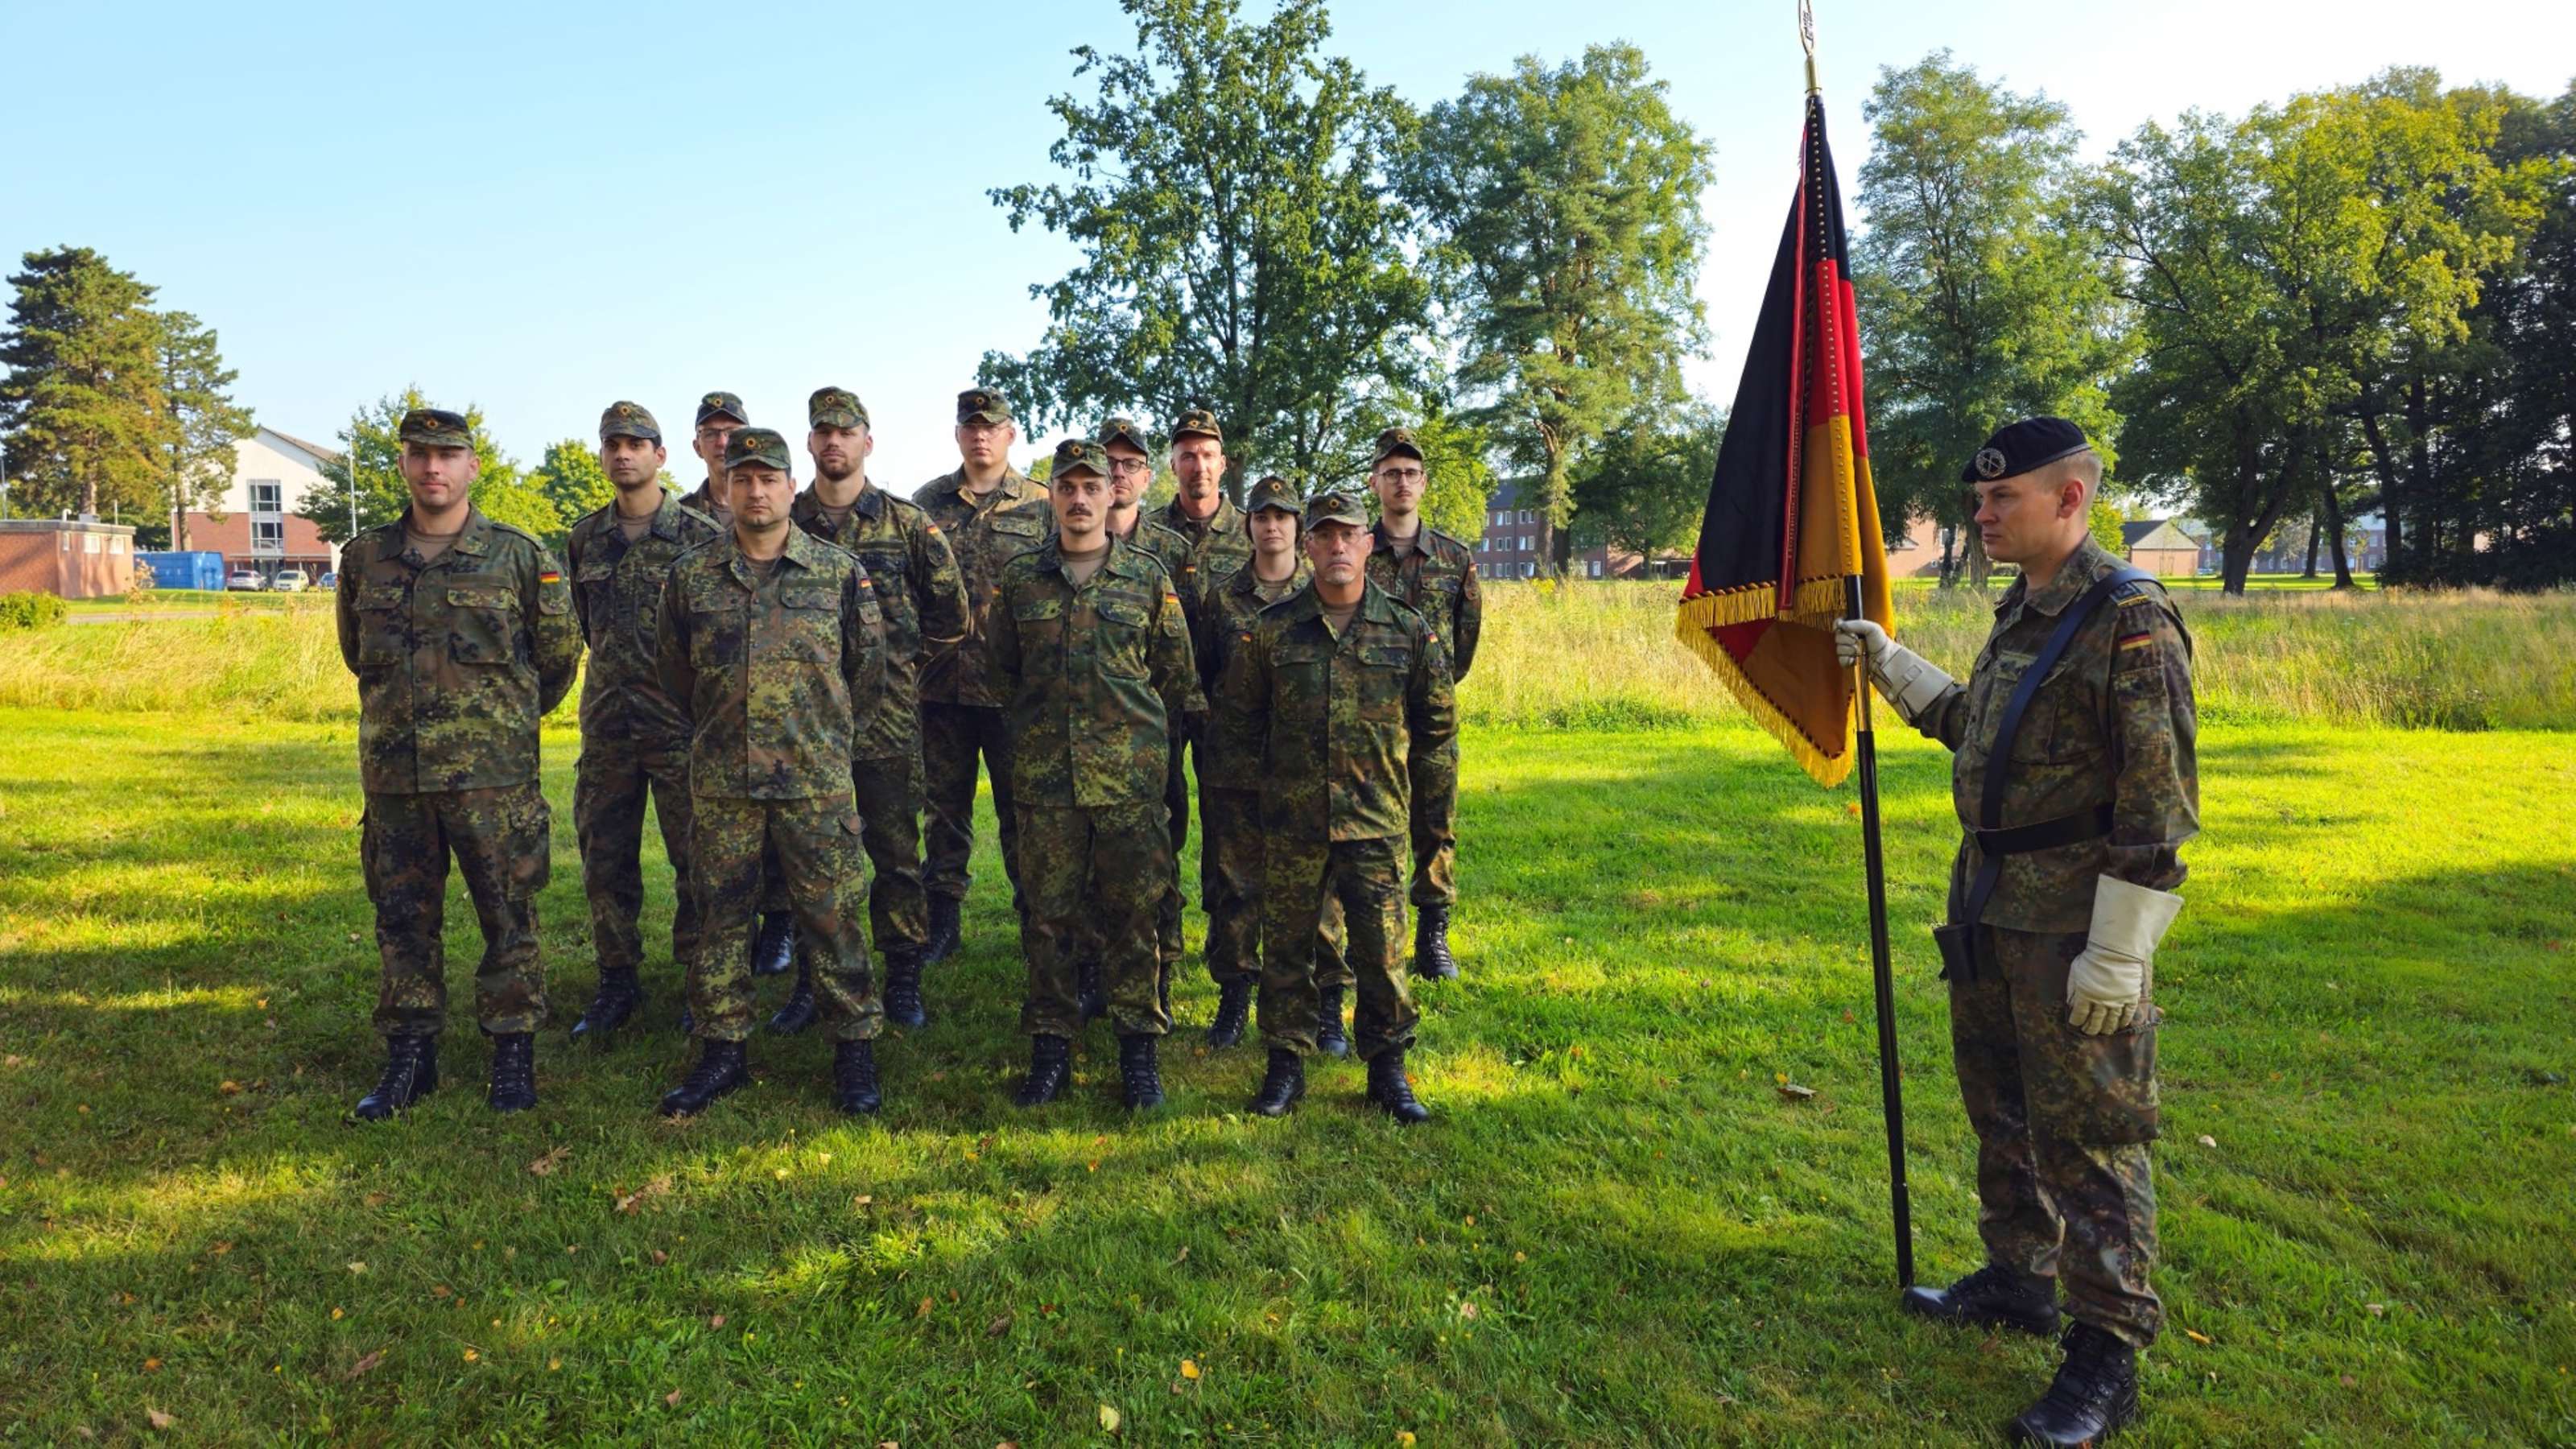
1854, 52, 2124, 588
0, 246, 168, 520
154, 310, 254, 551
2094, 72, 2539, 592
1316, 400, 1496, 543
299, 389, 555, 547
1571, 401, 1722, 569
1402, 43, 1714, 572
530, 439, 614, 530
982, 0, 1433, 497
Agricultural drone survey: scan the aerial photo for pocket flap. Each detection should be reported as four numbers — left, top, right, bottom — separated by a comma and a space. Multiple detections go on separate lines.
358, 585, 405, 610
990, 514, 1044, 537
576, 560, 616, 582
1096, 599, 1151, 627
447, 585, 514, 609
1360, 645, 1410, 668
781, 586, 837, 610
1013, 598, 1066, 621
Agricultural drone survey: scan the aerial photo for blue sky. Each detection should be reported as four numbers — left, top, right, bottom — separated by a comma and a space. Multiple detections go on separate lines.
6, 0, 2570, 493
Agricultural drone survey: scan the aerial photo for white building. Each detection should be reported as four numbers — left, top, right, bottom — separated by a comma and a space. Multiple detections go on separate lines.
179, 426, 343, 580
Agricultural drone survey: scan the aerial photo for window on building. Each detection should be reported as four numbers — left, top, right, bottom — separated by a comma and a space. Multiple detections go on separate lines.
85, 532, 102, 554
253, 519, 284, 552
1588, 559, 1602, 578
250, 480, 282, 514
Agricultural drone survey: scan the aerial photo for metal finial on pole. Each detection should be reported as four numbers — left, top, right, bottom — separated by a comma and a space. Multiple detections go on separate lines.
1799, 0, 1821, 93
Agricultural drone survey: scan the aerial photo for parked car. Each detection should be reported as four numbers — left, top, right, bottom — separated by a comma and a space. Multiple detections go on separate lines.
270, 572, 310, 593
316, 571, 338, 591
226, 570, 266, 592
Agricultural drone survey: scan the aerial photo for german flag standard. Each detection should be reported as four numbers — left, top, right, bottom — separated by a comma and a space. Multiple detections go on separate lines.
1674, 91, 1893, 787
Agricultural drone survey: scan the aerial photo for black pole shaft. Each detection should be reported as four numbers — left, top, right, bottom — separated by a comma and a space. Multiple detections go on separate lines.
1848, 574, 1914, 1288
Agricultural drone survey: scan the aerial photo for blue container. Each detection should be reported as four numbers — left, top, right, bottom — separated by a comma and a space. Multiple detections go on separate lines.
135, 550, 228, 592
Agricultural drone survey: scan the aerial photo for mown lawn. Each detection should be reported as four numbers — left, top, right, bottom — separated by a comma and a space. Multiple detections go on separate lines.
1, 709, 2570, 1444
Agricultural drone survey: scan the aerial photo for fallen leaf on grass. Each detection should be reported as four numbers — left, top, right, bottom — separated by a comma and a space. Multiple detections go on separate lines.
650, 1249, 669, 1265
1098, 1404, 1121, 1433
527, 1146, 572, 1176
986, 1315, 1013, 1338
146, 1408, 174, 1430
1459, 1301, 1480, 1320
616, 1176, 673, 1213
345, 1350, 382, 1380
2365, 1302, 2385, 1317
1776, 1082, 1816, 1102
345, 1261, 368, 1275
2183, 1328, 2211, 1345
1170, 1245, 1190, 1265
709, 1315, 726, 1330
142, 1358, 161, 1372
2196, 1135, 2218, 1148
1180, 1359, 1199, 1381
918, 1297, 934, 1319
218, 1080, 242, 1096
666, 1389, 683, 1408
1398, 1434, 1418, 1447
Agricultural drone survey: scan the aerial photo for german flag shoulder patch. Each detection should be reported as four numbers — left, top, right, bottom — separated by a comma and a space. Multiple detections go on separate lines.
2117, 625, 2154, 652
539, 568, 561, 584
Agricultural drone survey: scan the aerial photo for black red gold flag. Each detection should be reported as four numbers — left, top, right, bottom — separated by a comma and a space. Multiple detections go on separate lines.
1674, 91, 1893, 786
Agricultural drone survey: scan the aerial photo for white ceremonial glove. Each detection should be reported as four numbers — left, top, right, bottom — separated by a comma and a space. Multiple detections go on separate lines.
2066, 876, 2185, 1037
1831, 618, 1955, 726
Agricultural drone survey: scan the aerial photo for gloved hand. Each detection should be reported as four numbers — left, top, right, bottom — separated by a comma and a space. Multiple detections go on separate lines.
2066, 875, 2185, 1036
1831, 618, 1955, 726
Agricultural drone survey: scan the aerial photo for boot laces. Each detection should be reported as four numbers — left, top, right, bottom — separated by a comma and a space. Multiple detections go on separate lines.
2041, 1325, 2128, 1414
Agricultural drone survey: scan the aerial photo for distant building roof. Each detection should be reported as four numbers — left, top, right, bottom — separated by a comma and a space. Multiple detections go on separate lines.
262, 427, 345, 466
2124, 520, 2200, 554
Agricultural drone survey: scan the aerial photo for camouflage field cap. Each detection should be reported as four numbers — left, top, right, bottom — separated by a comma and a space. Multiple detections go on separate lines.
956, 388, 1013, 426
1370, 426, 1425, 467
1302, 488, 1369, 530
808, 386, 870, 431
598, 399, 661, 443
1048, 438, 1110, 479
695, 390, 749, 427
1170, 407, 1223, 444
1245, 473, 1302, 515
1096, 415, 1154, 456
723, 427, 794, 473
398, 407, 473, 448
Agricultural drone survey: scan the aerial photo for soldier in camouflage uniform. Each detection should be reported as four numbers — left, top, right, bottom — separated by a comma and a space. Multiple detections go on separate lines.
1193, 474, 1311, 1050
777, 385, 970, 1034
336, 407, 583, 1119
564, 402, 724, 1043
1363, 427, 1481, 980
989, 439, 1202, 1112
1095, 417, 1198, 1013
915, 387, 1053, 963
676, 390, 797, 979
1223, 489, 1456, 1125
653, 427, 892, 1118
1837, 418, 2196, 1447
1151, 410, 1252, 1003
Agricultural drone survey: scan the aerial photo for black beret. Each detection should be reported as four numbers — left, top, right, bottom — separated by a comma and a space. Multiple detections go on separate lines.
1963, 417, 2092, 485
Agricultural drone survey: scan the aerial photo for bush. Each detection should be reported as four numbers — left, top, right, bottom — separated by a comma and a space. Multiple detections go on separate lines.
0, 591, 68, 631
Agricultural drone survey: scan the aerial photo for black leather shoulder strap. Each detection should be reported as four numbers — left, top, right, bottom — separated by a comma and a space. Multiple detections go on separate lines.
1977, 566, 2150, 831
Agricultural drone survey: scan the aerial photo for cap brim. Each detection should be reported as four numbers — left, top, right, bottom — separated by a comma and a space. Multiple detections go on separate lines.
601, 424, 661, 442
809, 412, 867, 430
959, 409, 1012, 426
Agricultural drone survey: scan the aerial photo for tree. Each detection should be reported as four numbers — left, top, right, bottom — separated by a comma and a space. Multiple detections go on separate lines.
1403, 43, 1714, 572
2093, 74, 2539, 592
1853, 52, 2125, 588
1571, 400, 1723, 569
298, 388, 557, 547
0, 246, 167, 520
153, 310, 254, 550
981, 0, 1433, 497
1322, 398, 1496, 543
530, 439, 614, 534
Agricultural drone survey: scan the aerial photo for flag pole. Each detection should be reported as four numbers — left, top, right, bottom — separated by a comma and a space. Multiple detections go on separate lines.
1848, 574, 1914, 1287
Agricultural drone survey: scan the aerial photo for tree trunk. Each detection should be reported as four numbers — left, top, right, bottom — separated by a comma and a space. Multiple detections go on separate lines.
2322, 482, 2355, 588
1938, 526, 1958, 588
1963, 530, 1992, 588
2357, 408, 2405, 573
2301, 513, 2322, 578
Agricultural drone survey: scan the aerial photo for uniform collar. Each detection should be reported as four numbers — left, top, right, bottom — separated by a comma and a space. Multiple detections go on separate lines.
792, 480, 882, 527
1162, 492, 1237, 535
646, 488, 694, 540
1232, 556, 1309, 597
1037, 531, 1128, 583
1281, 579, 1387, 625
1370, 519, 1427, 558
724, 523, 823, 585
936, 467, 1038, 510
398, 506, 493, 560
2010, 538, 2115, 617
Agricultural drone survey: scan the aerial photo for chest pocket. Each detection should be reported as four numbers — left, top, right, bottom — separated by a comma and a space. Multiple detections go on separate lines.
1982, 650, 2099, 765
687, 585, 745, 667
1274, 640, 1331, 719
1356, 643, 1411, 720
1013, 595, 1066, 674
574, 559, 619, 642
356, 583, 408, 667
446, 584, 518, 666
1092, 595, 1155, 679
778, 584, 840, 663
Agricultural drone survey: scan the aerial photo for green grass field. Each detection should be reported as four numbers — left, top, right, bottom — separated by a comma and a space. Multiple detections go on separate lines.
3, 690, 2572, 1442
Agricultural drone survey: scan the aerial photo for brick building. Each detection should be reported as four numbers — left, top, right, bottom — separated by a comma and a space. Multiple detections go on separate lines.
178, 426, 343, 584
0, 518, 137, 598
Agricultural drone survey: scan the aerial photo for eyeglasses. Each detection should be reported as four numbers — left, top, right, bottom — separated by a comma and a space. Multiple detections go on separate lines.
1376, 466, 1425, 484
1108, 457, 1153, 477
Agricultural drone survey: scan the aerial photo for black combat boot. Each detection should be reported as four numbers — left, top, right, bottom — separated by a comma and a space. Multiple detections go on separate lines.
883, 950, 929, 1030
1413, 904, 1459, 980
352, 1034, 438, 1121
657, 1038, 749, 1117
1901, 1263, 2061, 1337
2008, 1323, 2140, 1446
766, 961, 818, 1036
1315, 985, 1350, 1059
1077, 957, 1106, 1024
1118, 1034, 1164, 1111
1203, 978, 1253, 1048
1249, 1048, 1305, 1117
486, 1033, 538, 1113
1014, 1034, 1072, 1108
832, 1039, 882, 1117
923, 894, 963, 964
571, 968, 641, 1042
1365, 1050, 1430, 1125
752, 911, 796, 976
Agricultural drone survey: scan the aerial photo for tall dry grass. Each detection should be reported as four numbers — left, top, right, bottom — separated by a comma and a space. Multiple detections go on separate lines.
1, 583, 2567, 731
